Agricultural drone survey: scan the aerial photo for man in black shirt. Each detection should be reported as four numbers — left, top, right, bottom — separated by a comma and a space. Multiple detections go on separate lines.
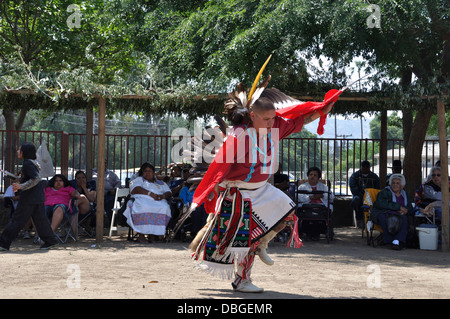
349, 160, 380, 228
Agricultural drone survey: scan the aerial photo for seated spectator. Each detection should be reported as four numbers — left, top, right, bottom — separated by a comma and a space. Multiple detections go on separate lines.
44, 174, 82, 235
93, 162, 121, 221
350, 160, 380, 228
422, 166, 449, 221
298, 167, 334, 210
426, 160, 441, 181
3, 184, 32, 239
274, 173, 293, 199
72, 171, 97, 215
4, 184, 20, 218
371, 174, 414, 250
179, 171, 207, 238
386, 160, 402, 186
297, 167, 333, 240
168, 165, 185, 197
123, 162, 172, 243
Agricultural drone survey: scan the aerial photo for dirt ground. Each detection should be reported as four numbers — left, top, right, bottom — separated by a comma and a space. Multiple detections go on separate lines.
0, 226, 449, 300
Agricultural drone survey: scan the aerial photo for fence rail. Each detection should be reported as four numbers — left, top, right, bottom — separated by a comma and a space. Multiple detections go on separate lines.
1, 130, 447, 196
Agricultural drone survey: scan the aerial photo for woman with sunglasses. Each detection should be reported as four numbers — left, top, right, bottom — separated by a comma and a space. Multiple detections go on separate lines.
423, 167, 449, 221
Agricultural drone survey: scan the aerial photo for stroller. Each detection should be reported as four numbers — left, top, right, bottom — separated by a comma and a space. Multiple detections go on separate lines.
296, 183, 334, 243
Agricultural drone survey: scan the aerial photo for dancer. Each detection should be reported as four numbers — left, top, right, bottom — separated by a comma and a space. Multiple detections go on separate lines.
185, 56, 343, 292
0, 142, 59, 251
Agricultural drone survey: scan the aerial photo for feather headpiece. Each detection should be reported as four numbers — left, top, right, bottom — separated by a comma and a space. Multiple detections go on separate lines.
224, 55, 273, 125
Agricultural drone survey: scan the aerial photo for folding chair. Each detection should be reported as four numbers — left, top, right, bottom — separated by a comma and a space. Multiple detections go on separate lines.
108, 188, 130, 238
55, 199, 79, 243
413, 184, 437, 225
77, 203, 96, 238
362, 188, 383, 246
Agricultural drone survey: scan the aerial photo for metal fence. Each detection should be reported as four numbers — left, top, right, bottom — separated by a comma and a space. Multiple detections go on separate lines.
0, 130, 170, 193
68, 133, 170, 183
1, 130, 69, 182
279, 137, 447, 195
1, 130, 447, 196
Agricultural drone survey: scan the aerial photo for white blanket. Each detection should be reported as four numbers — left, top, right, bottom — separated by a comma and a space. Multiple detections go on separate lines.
123, 177, 171, 236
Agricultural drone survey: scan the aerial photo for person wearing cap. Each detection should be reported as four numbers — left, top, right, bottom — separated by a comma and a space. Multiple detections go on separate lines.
386, 160, 402, 186
349, 160, 380, 228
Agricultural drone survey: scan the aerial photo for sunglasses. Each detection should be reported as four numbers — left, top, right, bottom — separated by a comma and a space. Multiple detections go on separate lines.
431, 174, 441, 177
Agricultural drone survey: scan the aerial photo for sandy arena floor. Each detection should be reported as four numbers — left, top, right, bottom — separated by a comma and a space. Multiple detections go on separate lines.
0, 227, 449, 300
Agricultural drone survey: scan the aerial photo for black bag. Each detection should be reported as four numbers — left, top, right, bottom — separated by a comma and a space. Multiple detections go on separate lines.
117, 195, 132, 227
386, 213, 402, 235
406, 215, 419, 248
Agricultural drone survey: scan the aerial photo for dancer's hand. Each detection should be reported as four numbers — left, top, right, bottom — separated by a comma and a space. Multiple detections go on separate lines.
322, 101, 335, 115
12, 182, 20, 192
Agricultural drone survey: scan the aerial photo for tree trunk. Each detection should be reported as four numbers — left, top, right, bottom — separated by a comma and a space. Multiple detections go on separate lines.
2, 110, 18, 176
402, 110, 413, 151
2, 108, 29, 186
400, 69, 413, 151
403, 108, 433, 198
15, 109, 28, 130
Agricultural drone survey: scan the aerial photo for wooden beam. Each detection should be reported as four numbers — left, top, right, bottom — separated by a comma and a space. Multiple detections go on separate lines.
3, 87, 448, 104
437, 99, 449, 251
96, 96, 106, 243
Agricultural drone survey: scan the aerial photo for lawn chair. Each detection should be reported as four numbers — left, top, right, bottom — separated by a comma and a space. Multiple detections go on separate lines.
77, 203, 95, 238
55, 199, 79, 243
362, 188, 383, 247
413, 184, 437, 225
108, 188, 130, 238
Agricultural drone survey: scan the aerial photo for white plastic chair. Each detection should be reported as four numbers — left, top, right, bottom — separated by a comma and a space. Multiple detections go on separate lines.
108, 188, 130, 238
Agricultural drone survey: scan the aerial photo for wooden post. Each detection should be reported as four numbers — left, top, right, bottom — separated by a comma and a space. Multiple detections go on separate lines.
437, 99, 449, 251
86, 105, 94, 181
96, 96, 106, 243
379, 111, 388, 187
61, 132, 69, 177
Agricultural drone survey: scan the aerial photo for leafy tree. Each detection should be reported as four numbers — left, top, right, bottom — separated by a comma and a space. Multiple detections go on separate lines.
369, 112, 403, 146
308, 0, 449, 195
0, 0, 142, 118
0, 0, 144, 171
141, 0, 449, 196
1, 0, 449, 196
427, 113, 450, 138
141, 0, 327, 93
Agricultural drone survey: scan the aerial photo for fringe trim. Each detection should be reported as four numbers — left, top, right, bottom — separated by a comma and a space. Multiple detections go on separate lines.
287, 215, 303, 248
194, 261, 235, 280
193, 248, 251, 280
191, 191, 226, 261
212, 247, 250, 265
